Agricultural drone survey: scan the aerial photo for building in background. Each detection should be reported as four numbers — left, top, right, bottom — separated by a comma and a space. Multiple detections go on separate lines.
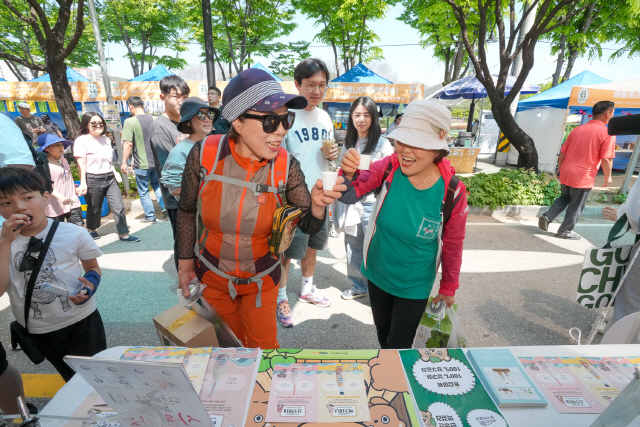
73, 68, 103, 82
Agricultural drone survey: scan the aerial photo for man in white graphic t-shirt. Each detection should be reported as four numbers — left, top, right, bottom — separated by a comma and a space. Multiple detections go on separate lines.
279, 58, 338, 328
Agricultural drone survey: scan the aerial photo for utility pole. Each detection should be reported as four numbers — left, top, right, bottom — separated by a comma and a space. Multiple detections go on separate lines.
87, 0, 130, 193
202, 0, 216, 88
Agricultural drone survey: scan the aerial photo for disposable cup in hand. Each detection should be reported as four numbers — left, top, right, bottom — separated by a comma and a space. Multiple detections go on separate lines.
321, 171, 338, 191
322, 139, 336, 159
358, 154, 372, 170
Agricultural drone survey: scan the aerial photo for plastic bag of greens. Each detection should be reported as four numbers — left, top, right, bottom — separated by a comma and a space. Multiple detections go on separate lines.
413, 296, 467, 348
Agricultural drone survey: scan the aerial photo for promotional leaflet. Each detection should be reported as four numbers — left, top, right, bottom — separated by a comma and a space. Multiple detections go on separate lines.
198, 348, 261, 427
467, 349, 547, 407
586, 356, 640, 390
265, 363, 370, 423
250, 349, 420, 427
559, 357, 621, 407
64, 356, 212, 427
518, 357, 606, 414
399, 348, 508, 427
121, 347, 212, 394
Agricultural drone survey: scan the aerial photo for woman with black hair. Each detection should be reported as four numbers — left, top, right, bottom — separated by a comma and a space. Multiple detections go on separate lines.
336, 96, 393, 300
74, 112, 139, 242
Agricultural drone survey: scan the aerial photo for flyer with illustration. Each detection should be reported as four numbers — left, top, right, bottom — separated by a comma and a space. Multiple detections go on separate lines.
120, 346, 212, 394
250, 349, 420, 427
559, 357, 620, 407
265, 363, 370, 423
586, 356, 639, 391
518, 357, 606, 414
399, 348, 508, 427
198, 348, 261, 427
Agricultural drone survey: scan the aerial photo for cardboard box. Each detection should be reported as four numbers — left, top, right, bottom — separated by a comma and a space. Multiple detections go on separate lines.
153, 304, 219, 348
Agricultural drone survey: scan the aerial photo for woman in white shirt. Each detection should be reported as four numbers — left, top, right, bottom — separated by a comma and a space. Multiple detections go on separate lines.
335, 96, 394, 300
74, 112, 139, 242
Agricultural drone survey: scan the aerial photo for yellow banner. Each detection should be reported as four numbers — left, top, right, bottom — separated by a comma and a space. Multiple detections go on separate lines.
569, 86, 640, 109
0, 80, 424, 104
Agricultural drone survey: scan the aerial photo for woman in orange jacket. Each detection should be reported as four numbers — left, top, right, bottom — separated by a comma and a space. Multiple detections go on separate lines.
176, 69, 346, 349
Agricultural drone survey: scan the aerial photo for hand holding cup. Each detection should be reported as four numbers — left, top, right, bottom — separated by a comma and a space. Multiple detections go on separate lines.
340, 148, 360, 180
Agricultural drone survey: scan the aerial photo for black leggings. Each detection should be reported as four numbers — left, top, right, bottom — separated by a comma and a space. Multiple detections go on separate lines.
368, 280, 430, 349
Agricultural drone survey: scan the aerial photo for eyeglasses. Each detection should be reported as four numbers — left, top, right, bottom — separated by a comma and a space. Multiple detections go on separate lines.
302, 83, 327, 93
18, 236, 44, 272
242, 112, 296, 133
90, 122, 104, 128
196, 111, 216, 121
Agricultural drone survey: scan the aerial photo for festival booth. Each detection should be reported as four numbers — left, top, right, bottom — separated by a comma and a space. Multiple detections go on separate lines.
513, 71, 610, 172
0, 66, 92, 135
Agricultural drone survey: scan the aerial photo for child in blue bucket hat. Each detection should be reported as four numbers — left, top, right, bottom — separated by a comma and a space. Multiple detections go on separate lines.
37, 133, 84, 226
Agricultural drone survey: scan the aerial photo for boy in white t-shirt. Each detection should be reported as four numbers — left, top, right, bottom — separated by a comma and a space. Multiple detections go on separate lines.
0, 167, 106, 381
279, 58, 338, 328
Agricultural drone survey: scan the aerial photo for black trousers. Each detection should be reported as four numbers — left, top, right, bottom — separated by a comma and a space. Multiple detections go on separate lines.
85, 173, 128, 234
31, 310, 107, 381
544, 184, 591, 234
50, 207, 84, 227
166, 208, 179, 272
368, 280, 430, 349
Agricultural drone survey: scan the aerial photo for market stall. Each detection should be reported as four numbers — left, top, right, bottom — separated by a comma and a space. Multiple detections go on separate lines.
513, 71, 610, 172
38, 344, 640, 427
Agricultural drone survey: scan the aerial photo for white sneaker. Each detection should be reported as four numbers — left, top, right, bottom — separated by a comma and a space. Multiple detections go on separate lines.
341, 289, 369, 300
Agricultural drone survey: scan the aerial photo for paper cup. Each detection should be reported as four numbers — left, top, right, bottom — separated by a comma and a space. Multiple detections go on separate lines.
358, 154, 372, 170
321, 171, 339, 191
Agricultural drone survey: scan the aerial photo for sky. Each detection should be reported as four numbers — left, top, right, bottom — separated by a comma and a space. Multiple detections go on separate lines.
103, 3, 639, 87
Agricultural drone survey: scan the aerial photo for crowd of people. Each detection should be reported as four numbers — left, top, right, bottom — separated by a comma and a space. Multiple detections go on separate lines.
1, 56, 636, 413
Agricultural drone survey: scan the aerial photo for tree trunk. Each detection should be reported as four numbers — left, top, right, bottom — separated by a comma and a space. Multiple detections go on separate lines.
562, 47, 579, 82
551, 33, 567, 87
6, 60, 27, 81
47, 60, 81, 140
491, 100, 539, 170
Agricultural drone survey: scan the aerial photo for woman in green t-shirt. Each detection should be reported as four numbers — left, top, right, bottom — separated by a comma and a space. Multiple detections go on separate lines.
338, 100, 468, 349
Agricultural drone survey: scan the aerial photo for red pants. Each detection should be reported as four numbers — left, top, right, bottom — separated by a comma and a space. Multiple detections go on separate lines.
202, 273, 279, 349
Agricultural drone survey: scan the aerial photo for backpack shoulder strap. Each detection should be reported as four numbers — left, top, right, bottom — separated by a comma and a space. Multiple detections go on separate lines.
443, 175, 461, 226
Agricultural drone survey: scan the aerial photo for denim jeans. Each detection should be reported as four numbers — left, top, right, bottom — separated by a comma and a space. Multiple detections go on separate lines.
135, 168, 165, 220
345, 202, 374, 294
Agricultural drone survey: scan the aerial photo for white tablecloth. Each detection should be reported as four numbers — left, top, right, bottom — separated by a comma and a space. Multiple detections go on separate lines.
41, 344, 640, 427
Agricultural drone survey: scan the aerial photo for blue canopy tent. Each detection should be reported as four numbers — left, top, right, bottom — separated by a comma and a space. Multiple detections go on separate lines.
0, 67, 92, 134
433, 74, 540, 132
512, 71, 613, 172
327, 63, 396, 121
28, 66, 90, 83
0, 78, 6, 82
129, 64, 175, 82
251, 63, 282, 82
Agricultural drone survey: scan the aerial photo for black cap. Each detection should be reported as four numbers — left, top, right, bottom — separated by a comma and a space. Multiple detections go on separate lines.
177, 97, 220, 134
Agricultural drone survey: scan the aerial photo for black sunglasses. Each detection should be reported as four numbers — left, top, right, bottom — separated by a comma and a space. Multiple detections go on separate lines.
242, 112, 295, 133
18, 236, 44, 272
196, 111, 217, 121
90, 122, 104, 128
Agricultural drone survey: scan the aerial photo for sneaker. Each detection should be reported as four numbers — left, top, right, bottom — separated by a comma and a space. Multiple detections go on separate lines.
161, 209, 168, 219
538, 215, 551, 231
119, 235, 141, 243
555, 231, 581, 240
276, 300, 294, 328
89, 231, 100, 240
342, 289, 368, 300
298, 288, 332, 307
140, 217, 157, 223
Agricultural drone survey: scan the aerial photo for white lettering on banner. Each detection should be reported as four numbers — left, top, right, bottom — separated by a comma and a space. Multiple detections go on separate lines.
577, 246, 632, 308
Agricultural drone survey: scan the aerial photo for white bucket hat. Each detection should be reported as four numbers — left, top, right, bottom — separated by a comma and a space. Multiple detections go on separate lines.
386, 99, 451, 152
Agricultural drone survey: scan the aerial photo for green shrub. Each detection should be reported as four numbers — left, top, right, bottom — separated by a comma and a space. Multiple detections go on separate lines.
460, 169, 561, 209
614, 193, 628, 204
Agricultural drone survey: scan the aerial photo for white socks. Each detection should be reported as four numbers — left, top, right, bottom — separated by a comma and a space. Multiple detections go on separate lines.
301, 276, 314, 295
278, 287, 288, 303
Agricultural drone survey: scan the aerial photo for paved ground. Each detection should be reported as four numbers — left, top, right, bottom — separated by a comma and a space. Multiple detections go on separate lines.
1, 208, 633, 410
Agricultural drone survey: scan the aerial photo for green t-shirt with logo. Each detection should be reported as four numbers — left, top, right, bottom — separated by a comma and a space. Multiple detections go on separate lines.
362, 170, 445, 300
